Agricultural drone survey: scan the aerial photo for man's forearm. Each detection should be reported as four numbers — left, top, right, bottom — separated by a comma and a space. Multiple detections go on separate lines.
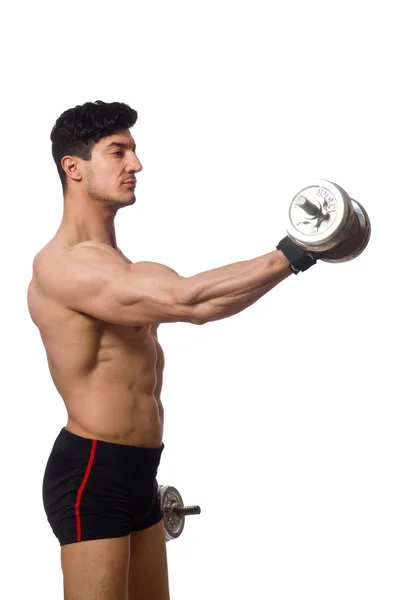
183, 250, 292, 322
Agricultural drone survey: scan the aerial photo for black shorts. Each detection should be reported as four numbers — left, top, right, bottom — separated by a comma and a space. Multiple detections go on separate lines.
42, 427, 164, 546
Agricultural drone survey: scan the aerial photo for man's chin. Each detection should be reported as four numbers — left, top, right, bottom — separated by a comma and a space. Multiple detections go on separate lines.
118, 191, 136, 206
103, 193, 136, 208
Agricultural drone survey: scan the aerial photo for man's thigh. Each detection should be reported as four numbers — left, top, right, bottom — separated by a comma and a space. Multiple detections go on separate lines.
128, 520, 170, 600
61, 535, 131, 600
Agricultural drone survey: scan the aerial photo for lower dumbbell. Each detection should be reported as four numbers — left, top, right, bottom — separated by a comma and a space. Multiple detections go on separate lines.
158, 485, 201, 542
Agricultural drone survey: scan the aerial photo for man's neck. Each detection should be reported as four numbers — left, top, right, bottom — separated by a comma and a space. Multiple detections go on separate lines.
59, 193, 119, 248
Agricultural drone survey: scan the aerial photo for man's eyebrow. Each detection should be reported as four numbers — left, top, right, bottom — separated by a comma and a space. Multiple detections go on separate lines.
106, 141, 137, 151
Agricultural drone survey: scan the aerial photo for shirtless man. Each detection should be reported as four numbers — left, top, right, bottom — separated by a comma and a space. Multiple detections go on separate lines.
27, 101, 318, 600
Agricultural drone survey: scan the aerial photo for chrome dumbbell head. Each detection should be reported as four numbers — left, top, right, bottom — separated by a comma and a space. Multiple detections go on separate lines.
158, 485, 201, 542
286, 179, 371, 262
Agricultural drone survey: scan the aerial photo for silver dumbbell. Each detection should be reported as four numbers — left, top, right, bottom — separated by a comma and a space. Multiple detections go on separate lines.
286, 179, 371, 262
158, 485, 201, 542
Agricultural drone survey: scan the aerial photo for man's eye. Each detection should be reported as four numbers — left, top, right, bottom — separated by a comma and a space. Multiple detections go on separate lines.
113, 151, 123, 157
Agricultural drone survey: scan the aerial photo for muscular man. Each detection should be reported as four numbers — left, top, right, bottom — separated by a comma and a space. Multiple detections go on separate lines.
27, 101, 317, 600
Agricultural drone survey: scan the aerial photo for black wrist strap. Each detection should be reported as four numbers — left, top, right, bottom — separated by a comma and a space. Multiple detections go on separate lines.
276, 236, 317, 274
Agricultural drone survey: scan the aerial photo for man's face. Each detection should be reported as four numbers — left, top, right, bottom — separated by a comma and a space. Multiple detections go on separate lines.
82, 129, 142, 206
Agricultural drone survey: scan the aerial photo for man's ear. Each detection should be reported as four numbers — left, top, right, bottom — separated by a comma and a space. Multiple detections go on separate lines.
61, 156, 83, 183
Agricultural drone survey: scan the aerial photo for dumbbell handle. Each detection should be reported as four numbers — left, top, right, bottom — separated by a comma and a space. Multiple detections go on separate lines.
164, 502, 201, 517
295, 195, 331, 221
174, 504, 201, 517
295, 195, 321, 216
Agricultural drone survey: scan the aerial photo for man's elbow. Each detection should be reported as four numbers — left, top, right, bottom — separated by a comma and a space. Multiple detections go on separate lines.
188, 303, 211, 326
173, 282, 208, 325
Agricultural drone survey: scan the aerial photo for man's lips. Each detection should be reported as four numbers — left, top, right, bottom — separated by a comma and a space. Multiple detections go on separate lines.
123, 181, 136, 188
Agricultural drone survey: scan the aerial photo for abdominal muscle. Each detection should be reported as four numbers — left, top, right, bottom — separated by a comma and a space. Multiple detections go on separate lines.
65, 383, 164, 449
63, 322, 164, 448
38, 305, 165, 448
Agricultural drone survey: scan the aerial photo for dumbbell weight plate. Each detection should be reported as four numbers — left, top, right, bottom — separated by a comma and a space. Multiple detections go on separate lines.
286, 179, 352, 252
158, 485, 185, 542
320, 198, 371, 262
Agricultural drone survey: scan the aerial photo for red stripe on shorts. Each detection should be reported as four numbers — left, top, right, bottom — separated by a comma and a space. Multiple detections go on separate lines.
74, 439, 98, 542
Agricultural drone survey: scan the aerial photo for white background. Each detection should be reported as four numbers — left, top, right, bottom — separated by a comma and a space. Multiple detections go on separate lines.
1, 1, 395, 598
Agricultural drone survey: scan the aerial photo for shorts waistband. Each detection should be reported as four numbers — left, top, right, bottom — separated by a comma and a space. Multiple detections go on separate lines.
55, 427, 164, 462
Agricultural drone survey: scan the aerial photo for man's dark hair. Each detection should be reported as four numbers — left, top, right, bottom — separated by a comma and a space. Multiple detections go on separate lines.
50, 100, 138, 192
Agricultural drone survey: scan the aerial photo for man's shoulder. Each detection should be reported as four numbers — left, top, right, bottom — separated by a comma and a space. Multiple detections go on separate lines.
33, 240, 119, 271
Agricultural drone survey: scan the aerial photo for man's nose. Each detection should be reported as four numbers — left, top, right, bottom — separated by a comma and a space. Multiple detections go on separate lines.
127, 154, 143, 172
